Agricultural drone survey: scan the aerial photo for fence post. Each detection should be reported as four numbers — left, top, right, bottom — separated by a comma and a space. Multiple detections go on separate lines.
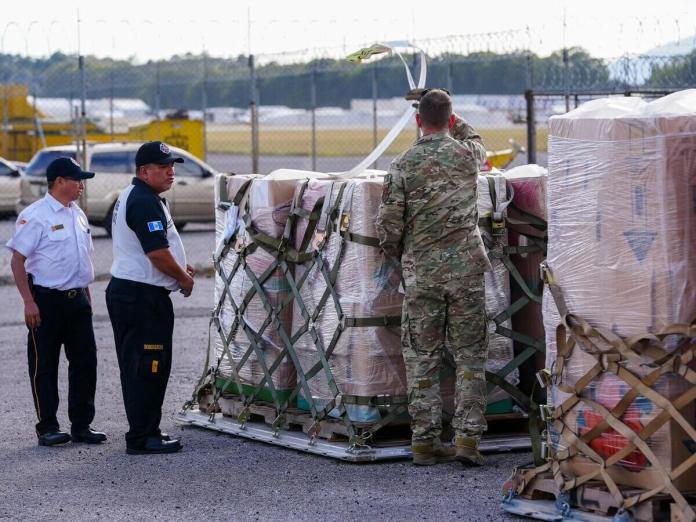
371, 64, 378, 170
525, 89, 536, 165
563, 48, 570, 113
249, 54, 259, 174
155, 61, 161, 140
310, 67, 317, 171
78, 54, 88, 213
109, 69, 114, 141
1, 85, 7, 158
446, 59, 453, 94
202, 53, 208, 161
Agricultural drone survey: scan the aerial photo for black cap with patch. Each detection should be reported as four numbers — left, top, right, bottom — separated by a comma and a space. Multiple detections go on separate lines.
46, 157, 96, 181
135, 141, 185, 168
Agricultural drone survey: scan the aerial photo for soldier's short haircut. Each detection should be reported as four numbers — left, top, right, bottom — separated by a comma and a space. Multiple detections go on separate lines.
419, 89, 452, 129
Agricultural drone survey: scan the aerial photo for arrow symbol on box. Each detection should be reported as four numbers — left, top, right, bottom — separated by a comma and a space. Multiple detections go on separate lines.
623, 230, 657, 262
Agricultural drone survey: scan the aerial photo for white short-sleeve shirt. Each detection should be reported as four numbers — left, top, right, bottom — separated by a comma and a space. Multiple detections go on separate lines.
6, 193, 95, 290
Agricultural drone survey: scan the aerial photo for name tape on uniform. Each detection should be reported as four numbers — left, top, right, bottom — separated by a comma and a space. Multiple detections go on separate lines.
147, 220, 164, 232
51, 224, 64, 231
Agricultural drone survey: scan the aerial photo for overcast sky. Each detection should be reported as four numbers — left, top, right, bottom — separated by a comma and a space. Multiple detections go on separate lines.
1, 0, 694, 61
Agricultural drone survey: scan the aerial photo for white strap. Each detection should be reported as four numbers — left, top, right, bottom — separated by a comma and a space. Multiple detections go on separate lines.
339, 41, 427, 179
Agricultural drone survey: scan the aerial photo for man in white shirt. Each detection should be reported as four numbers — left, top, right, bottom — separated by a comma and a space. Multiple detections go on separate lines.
7, 157, 106, 447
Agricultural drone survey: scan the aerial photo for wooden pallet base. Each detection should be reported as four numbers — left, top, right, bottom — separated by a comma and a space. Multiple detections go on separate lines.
199, 393, 530, 446
503, 469, 696, 522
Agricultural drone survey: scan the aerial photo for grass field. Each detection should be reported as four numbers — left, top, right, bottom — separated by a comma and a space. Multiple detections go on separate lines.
207, 126, 549, 156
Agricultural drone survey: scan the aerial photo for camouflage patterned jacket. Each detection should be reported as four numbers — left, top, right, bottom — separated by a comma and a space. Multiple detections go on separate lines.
376, 115, 492, 285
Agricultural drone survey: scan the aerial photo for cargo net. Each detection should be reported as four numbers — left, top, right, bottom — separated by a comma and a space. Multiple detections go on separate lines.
184, 171, 548, 449
508, 267, 696, 519
479, 171, 548, 419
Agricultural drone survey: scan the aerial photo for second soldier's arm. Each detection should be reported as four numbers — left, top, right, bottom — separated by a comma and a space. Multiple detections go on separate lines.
450, 114, 487, 168
376, 162, 406, 259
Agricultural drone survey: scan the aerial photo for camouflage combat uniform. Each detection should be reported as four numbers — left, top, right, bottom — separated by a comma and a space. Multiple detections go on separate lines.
376, 115, 492, 447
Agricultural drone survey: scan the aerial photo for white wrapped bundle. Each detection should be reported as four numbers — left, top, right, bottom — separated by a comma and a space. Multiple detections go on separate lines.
477, 174, 518, 407
291, 174, 406, 422
544, 90, 696, 491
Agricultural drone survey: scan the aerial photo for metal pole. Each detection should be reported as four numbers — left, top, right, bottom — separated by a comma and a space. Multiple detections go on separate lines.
32, 78, 37, 154
202, 52, 208, 161
79, 54, 88, 212
563, 48, 570, 113
155, 61, 161, 140
249, 54, 259, 173
525, 89, 536, 165
371, 65, 378, 170
109, 69, 114, 141
1, 85, 7, 158
446, 60, 453, 94
310, 68, 317, 172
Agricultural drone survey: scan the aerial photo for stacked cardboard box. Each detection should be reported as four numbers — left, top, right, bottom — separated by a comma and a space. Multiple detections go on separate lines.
291, 174, 407, 422
544, 91, 696, 491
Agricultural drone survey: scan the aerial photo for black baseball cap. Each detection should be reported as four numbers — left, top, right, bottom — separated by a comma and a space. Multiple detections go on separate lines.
46, 157, 95, 181
135, 141, 185, 168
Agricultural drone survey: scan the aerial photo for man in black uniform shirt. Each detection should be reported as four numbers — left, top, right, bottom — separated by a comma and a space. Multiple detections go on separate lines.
106, 141, 195, 455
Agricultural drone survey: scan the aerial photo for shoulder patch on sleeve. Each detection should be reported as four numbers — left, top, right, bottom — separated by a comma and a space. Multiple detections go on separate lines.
19, 218, 28, 225
147, 220, 164, 232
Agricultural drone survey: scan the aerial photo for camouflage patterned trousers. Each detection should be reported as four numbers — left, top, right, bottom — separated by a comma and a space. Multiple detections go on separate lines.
401, 274, 488, 444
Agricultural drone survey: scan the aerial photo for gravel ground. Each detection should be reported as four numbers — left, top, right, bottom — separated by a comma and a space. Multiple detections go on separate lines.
0, 275, 531, 521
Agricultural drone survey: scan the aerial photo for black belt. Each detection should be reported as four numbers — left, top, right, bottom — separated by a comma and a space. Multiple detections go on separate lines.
33, 285, 86, 299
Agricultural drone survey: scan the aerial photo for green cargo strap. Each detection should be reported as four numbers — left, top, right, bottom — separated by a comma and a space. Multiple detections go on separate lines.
341, 394, 409, 407
343, 316, 402, 328
329, 222, 382, 248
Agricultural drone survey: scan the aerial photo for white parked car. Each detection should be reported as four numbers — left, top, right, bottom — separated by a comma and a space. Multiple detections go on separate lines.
0, 156, 21, 217
17, 142, 219, 235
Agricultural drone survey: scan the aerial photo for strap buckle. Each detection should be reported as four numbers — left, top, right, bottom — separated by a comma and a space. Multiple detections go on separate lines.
339, 214, 351, 232
536, 368, 552, 388
539, 404, 555, 422
312, 230, 326, 251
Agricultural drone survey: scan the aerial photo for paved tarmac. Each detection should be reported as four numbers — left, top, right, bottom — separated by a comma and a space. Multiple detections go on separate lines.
0, 275, 530, 521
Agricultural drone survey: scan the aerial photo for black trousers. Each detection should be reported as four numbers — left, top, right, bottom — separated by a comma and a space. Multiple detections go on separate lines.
105, 277, 174, 449
28, 287, 97, 436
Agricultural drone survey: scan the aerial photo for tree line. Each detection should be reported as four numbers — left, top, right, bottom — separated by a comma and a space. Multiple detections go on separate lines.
0, 47, 693, 111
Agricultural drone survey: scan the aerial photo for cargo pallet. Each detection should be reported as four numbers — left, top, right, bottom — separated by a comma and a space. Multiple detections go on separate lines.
501, 468, 696, 522
176, 403, 532, 463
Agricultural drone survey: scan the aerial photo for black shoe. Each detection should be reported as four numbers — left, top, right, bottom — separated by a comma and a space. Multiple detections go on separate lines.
38, 431, 72, 447
126, 436, 182, 455
71, 428, 107, 444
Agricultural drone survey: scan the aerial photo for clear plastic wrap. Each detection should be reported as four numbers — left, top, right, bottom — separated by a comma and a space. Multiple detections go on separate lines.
544, 90, 696, 490
477, 174, 519, 405
291, 174, 407, 422
504, 165, 548, 377
214, 174, 300, 394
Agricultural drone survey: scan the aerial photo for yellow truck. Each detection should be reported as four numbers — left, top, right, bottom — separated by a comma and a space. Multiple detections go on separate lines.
0, 84, 205, 162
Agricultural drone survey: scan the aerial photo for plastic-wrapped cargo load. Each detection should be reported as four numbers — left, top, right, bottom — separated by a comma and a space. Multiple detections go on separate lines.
477, 174, 518, 411
213, 172, 313, 402
503, 165, 548, 384
291, 174, 407, 422
544, 91, 696, 491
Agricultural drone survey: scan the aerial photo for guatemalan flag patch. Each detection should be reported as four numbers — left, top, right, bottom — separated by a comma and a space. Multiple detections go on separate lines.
147, 220, 164, 232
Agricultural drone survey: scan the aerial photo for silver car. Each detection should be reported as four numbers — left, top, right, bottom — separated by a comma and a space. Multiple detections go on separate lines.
17, 143, 218, 235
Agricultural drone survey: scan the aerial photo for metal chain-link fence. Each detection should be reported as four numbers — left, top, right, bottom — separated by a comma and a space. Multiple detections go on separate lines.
1, 25, 695, 281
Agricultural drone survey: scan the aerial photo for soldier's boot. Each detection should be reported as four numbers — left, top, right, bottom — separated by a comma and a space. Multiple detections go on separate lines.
455, 436, 484, 467
412, 440, 456, 466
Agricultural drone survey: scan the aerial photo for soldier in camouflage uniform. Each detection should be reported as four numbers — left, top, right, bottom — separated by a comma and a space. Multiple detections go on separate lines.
376, 89, 492, 466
